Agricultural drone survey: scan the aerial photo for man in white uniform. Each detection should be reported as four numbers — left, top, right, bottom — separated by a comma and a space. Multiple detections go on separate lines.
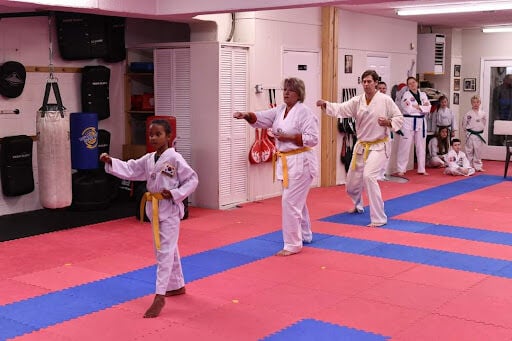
317, 70, 403, 227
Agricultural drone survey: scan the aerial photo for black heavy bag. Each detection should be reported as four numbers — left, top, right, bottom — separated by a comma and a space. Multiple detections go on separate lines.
37, 81, 72, 209
81, 66, 110, 120
104, 16, 126, 63
71, 170, 110, 211
0, 61, 26, 98
0, 135, 34, 196
56, 13, 107, 60
97, 129, 110, 168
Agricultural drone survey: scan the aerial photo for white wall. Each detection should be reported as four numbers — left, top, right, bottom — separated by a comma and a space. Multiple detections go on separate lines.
336, 10, 417, 182
234, 8, 322, 201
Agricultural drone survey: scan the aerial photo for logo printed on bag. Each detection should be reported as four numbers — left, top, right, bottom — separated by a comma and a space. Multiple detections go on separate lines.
79, 127, 98, 149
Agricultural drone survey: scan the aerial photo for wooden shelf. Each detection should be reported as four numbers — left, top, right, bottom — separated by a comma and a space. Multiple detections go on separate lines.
127, 110, 154, 115
126, 72, 153, 77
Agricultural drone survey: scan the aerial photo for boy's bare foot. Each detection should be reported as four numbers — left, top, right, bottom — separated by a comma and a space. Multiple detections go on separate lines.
143, 294, 165, 318
347, 207, 364, 214
165, 286, 186, 297
367, 222, 386, 227
275, 249, 298, 256
477, 168, 485, 172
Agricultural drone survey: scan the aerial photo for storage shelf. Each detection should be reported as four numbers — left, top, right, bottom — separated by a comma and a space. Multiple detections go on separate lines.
127, 110, 154, 115
126, 72, 153, 77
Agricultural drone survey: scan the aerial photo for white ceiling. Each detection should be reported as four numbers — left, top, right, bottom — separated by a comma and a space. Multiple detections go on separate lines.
336, 0, 512, 29
0, 0, 511, 30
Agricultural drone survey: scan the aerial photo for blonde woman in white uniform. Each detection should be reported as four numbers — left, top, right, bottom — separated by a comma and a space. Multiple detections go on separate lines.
396, 76, 432, 176
317, 70, 403, 227
234, 77, 319, 256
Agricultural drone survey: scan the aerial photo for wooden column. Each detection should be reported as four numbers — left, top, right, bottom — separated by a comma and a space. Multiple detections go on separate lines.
320, 6, 339, 187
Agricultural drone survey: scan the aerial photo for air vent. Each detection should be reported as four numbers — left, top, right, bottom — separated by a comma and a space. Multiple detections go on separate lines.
417, 34, 445, 75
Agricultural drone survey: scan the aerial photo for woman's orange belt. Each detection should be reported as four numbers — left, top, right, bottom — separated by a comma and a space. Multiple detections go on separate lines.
272, 147, 311, 188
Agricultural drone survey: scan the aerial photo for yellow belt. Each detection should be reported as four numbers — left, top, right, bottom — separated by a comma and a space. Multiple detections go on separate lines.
140, 192, 164, 250
351, 136, 389, 170
272, 147, 312, 188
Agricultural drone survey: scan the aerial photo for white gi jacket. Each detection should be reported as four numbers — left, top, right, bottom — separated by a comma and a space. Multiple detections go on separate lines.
400, 90, 431, 132
325, 91, 404, 152
252, 102, 319, 181
105, 148, 198, 220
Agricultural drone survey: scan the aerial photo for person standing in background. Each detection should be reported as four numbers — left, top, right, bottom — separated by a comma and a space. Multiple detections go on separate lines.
395, 76, 432, 176
462, 95, 487, 172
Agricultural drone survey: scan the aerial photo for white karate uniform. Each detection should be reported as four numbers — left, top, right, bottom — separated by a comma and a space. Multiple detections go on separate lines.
462, 109, 487, 171
426, 137, 448, 168
444, 149, 475, 176
252, 102, 319, 253
396, 90, 431, 173
105, 148, 199, 295
324, 92, 403, 226
432, 107, 457, 136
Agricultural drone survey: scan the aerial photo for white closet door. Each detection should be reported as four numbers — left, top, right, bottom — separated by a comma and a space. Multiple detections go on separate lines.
219, 46, 248, 207
154, 48, 192, 164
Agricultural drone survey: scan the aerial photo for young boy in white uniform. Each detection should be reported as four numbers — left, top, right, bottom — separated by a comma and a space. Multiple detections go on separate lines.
462, 95, 487, 172
317, 70, 404, 227
444, 138, 475, 176
100, 119, 199, 318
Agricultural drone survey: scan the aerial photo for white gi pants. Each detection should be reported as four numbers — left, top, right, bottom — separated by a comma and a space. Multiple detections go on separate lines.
444, 166, 475, 176
465, 135, 484, 171
396, 118, 427, 173
281, 172, 314, 253
151, 204, 185, 295
347, 146, 387, 225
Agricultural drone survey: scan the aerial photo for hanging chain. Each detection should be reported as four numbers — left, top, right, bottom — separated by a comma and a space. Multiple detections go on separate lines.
48, 14, 54, 80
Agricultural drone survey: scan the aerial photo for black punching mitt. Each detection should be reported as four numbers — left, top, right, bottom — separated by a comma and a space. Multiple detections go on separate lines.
0, 61, 26, 98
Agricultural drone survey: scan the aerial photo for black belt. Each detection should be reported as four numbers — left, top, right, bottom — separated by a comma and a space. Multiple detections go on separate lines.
467, 129, 486, 144
403, 114, 426, 137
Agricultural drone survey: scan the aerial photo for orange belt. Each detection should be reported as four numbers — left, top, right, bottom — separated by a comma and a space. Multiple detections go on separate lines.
272, 147, 312, 188
140, 192, 163, 250
351, 136, 389, 170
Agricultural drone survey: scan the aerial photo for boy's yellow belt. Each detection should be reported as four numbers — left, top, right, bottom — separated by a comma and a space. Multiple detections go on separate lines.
140, 192, 163, 250
351, 136, 389, 170
272, 147, 311, 188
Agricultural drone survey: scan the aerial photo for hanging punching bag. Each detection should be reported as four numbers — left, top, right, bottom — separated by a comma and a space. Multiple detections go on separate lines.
36, 81, 72, 208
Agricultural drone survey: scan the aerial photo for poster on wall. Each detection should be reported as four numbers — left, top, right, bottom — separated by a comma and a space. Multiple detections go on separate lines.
344, 55, 353, 74
464, 78, 476, 91
454, 78, 460, 91
453, 92, 459, 105
454, 64, 461, 77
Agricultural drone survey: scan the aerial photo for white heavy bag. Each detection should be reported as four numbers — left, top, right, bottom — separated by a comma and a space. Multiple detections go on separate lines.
36, 81, 72, 208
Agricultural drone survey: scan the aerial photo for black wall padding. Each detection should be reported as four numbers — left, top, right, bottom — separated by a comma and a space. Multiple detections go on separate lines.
104, 17, 126, 63
81, 66, 110, 120
1, 135, 34, 196
56, 13, 107, 60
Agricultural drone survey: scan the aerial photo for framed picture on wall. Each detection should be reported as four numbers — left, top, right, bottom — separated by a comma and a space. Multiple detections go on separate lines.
464, 78, 477, 91
454, 64, 461, 77
453, 92, 460, 105
454, 78, 460, 91
344, 55, 353, 74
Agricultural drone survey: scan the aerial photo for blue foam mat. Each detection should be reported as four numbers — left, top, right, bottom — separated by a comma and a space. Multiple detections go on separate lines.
262, 319, 389, 340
